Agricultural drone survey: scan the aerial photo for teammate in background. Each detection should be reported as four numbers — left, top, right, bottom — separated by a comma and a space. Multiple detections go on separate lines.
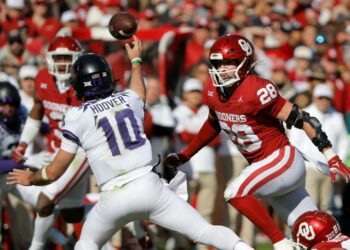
11, 35, 90, 250
291, 210, 350, 250
0, 81, 51, 249
7, 36, 253, 250
163, 34, 350, 250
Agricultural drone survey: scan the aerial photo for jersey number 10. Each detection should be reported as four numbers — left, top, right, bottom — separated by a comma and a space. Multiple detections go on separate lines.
98, 109, 146, 156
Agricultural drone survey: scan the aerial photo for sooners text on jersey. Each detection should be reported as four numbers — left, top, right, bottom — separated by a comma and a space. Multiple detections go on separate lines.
35, 68, 82, 152
204, 75, 289, 163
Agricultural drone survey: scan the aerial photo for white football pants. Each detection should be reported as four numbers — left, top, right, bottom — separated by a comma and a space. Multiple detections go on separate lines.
75, 171, 246, 250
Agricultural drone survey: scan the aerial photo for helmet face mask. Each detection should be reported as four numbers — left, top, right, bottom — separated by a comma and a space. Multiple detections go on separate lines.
291, 211, 341, 249
46, 36, 83, 92
209, 34, 254, 89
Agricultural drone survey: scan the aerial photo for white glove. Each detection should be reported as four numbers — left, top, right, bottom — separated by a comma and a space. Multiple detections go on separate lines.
24, 151, 53, 169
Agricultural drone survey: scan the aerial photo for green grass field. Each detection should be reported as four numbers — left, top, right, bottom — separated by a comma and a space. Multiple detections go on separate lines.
256, 243, 273, 250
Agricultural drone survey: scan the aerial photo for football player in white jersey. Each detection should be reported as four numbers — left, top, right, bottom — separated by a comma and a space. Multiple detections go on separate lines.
7, 36, 253, 250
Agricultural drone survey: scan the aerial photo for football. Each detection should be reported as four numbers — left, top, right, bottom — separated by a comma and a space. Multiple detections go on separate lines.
108, 12, 138, 40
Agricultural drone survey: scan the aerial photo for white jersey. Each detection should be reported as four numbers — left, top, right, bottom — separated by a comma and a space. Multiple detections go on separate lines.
60, 90, 153, 186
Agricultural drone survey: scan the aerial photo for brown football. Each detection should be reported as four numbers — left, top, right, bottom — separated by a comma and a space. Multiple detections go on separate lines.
108, 12, 138, 40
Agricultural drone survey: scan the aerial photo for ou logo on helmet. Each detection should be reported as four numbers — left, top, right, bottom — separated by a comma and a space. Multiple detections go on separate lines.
297, 222, 316, 241
238, 39, 253, 56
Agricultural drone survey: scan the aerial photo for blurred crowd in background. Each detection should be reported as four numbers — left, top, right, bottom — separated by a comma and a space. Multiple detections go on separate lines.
1, 0, 350, 249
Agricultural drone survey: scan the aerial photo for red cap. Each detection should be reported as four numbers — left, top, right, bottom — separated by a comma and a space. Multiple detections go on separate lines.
139, 9, 156, 20
31, 0, 48, 4
93, 0, 121, 8
195, 17, 209, 29
272, 59, 286, 72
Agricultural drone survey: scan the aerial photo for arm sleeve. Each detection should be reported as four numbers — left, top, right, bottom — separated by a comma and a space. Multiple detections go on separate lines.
0, 160, 25, 174
60, 137, 79, 154
60, 109, 81, 153
181, 109, 221, 158
19, 117, 41, 145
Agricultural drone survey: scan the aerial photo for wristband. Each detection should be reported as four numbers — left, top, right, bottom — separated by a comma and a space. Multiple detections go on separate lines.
41, 166, 49, 181
131, 58, 142, 65
323, 148, 336, 161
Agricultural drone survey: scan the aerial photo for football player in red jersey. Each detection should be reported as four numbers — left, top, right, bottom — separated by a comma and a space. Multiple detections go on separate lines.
292, 210, 350, 250
11, 36, 90, 250
164, 34, 350, 250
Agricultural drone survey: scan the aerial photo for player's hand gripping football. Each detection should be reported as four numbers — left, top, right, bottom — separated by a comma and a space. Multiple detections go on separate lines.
163, 153, 189, 169
12, 142, 28, 163
125, 35, 142, 62
7, 168, 34, 186
328, 155, 350, 183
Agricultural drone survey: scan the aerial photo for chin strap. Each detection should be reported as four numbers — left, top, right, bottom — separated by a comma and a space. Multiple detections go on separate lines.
56, 80, 70, 94
250, 58, 262, 70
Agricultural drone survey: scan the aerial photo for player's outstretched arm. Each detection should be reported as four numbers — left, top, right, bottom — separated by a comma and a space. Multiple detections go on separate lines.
164, 109, 221, 169
125, 35, 145, 102
7, 149, 75, 186
277, 101, 350, 183
12, 92, 45, 163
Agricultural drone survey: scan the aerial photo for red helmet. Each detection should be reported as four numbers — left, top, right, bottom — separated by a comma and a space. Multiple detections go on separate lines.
46, 36, 83, 90
291, 211, 341, 249
208, 34, 255, 88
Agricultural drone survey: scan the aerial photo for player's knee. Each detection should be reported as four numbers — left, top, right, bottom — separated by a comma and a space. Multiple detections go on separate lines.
224, 187, 236, 201
75, 239, 99, 250
36, 193, 54, 217
60, 206, 85, 223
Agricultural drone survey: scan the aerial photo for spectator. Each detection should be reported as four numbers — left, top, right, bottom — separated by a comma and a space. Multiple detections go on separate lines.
173, 78, 219, 250
184, 18, 211, 74
286, 45, 313, 93
25, 0, 62, 42
56, 10, 79, 36
18, 64, 38, 112
145, 75, 175, 175
0, 30, 41, 80
1, 0, 27, 34
271, 61, 296, 101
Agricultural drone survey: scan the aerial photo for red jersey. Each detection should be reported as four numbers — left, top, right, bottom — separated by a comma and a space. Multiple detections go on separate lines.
311, 234, 350, 250
204, 75, 289, 164
35, 69, 82, 153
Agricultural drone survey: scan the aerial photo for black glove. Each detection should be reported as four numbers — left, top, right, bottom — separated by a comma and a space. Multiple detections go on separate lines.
163, 153, 188, 169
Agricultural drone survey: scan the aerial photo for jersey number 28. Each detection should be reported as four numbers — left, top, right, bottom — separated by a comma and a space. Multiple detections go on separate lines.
257, 83, 277, 105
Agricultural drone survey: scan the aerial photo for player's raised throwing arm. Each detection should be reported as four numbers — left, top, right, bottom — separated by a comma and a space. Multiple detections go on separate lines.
125, 36, 145, 102
164, 108, 221, 168
277, 100, 350, 183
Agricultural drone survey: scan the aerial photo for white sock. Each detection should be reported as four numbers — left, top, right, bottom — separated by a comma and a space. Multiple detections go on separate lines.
234, 241, 254, 250
273, 238, 294, 250
29, 213, 54, 250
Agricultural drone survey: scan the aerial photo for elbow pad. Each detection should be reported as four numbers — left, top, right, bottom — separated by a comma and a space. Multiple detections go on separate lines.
286, 104, 332, 151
